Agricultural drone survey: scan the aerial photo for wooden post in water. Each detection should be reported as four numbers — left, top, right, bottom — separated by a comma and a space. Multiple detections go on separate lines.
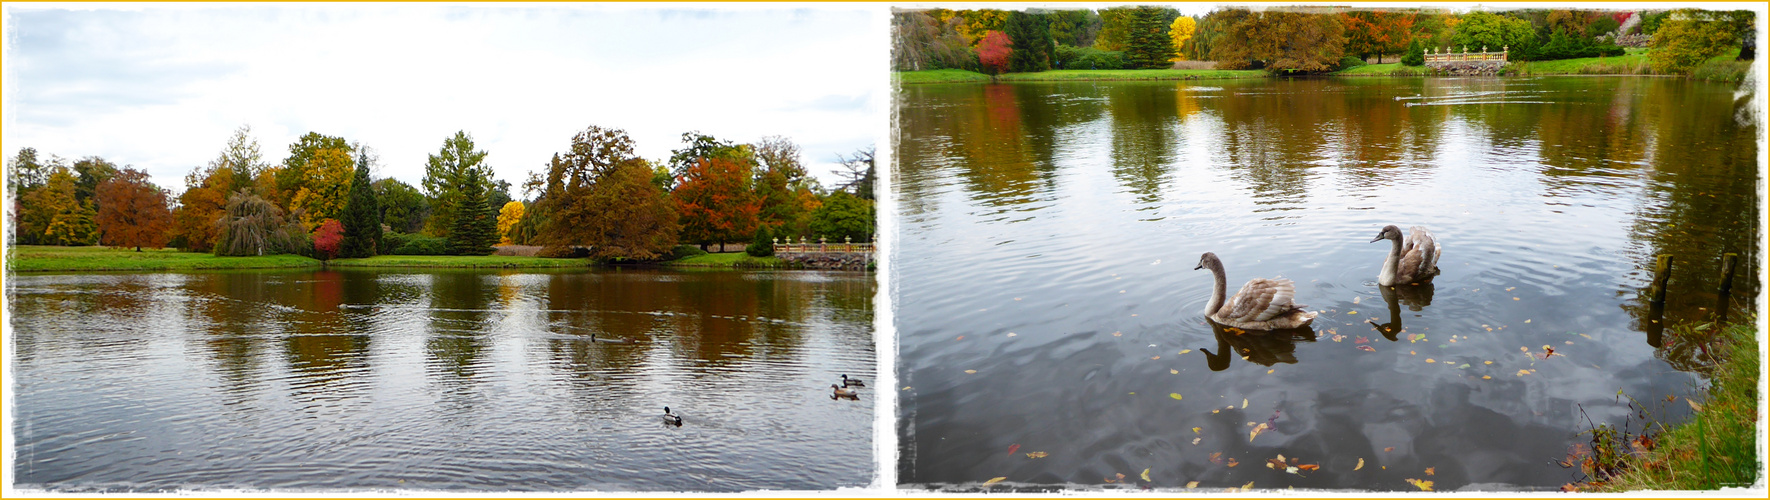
1650, 254, 1674, 306
1645, 254, 1672, 348
1715, 253, 1737, 324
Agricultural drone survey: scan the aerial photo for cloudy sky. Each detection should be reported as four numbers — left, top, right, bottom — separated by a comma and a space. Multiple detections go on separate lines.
3, 3, 887, 195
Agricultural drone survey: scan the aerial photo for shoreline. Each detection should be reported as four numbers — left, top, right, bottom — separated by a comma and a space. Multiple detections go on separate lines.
897, 53, 1747, 84
6, 245, 862, 273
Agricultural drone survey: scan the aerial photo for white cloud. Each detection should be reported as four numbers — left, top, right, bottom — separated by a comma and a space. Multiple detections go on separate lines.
3, 3, 886, 195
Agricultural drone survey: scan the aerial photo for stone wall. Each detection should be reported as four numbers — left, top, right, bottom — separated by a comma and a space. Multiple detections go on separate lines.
778, 252, 874, 270
1426, 60, 1507, 75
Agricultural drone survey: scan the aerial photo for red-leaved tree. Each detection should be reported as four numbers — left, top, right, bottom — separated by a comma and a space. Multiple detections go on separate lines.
95, 167, 173, 251
978, 30, 1013, 74
312, 218, 344, 260
674, 157, 761, 251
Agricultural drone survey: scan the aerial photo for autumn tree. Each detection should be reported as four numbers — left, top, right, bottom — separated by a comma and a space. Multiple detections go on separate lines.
532, 125, 680, 259
374, 178, 429, 233
893, 10, 982, 71
1005, 10, 1054, 72
1650, 9, 1749, 74
1212, 9, 1348, 73
1169, 16, 1197, 61
978, 30, 1014, 74
71, 156, 119, 209
1450, 11, 1534, 54
810, 191, 876, 244
951, 9, 1012, 45
422, 131, 496, 238
173, 126, 269, 251
1125, 6, 1179, 68
21, 166, 98, 246
312, 219, 344, 260
496, 201, 524, 245
272, 132, 352, 212
337, 148, 381, 258
214, 190, 309, 256
675, 157, 761, 251
8, 147, 48, 195
95, 167, 173, 251
1343, 10, 1414, 63
667, 132, 752, 182
752, 136, 819, 236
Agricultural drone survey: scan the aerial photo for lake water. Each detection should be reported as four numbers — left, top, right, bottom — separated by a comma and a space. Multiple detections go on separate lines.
9, 268, 875, 492
893, 77, 1759, 490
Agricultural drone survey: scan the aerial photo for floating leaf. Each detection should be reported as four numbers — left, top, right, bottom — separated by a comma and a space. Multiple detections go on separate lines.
1192, 427, 1202, 434
1458, 363, 1470, 369
1482, 375, 1492, 379
1357, 345, 1377, 352
1226, 458, 1240, 467
1241, 481, 1254, 491
1006, 332, 1017, 337
1141, 468, 1151, 482
965, 369, 978, 374
1171, 369, 1179, 374
1298, 464, 1319, 471
984, 477, 1007, 485
1267, 458, 1287, 469
1186, 481, 1199, 488
1113, 331, 1122, 337
1242, 398, 1250, 408
1026, 451, 1048, 458
1152, 356, 1162, 360
1384, 447, 1395, 452
1516, 369, 1531, 377
1426, 358, 1436, 363
1192, 437, 1201, 445
1484, 360, 1494, 365
1688, 399, 1704, 412
1170, 393, 1184, 400
1406, 478, 1434, 491
1425, 467, 1435, 476
1007, 444, 1020, 456
1332, 335, 1346, 342
1355, 336, 1370, 344
1249, 422, 1270, 442
1355, 458, 1365, 470
1208, 452, 1224, 464
956, 336, 964, 341
1180, 349, 1192, 354
1348, 310, 1358, 315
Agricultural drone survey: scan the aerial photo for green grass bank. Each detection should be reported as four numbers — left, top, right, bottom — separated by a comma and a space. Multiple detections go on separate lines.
896, 68, 1265, 84
1584, 320, 1761, 491
7, 245, 322, 272
659, 252, 790, 269
325, 254, 590, 269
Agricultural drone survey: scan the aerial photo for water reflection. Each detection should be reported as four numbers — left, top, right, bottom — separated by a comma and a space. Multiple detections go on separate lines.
1200, 321, 1317, 371
1367, 284, 1437, 342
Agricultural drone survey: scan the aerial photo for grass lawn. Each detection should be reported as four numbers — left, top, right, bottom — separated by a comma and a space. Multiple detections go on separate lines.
1333, 63, 1434, 76
896, 69, 993, 84
1584, 320, 1761, 491
7, 245, 321, 272
325, 254, 590, 269
1506, 51, 1653, 76
662, 252, 788, 268
997, 68, 1266, 81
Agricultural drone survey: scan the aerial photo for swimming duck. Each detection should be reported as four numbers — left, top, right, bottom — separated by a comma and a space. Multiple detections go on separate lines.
841, 374, 866, 387
662, 406, 682, 426
831, 384, 859, 400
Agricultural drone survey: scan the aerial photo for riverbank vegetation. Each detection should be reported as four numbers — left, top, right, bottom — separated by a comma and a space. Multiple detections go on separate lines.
7, 245, 320, 272
9, 122, 877, 270
894, 6, 1754, 81
1572, 320, 1760, 491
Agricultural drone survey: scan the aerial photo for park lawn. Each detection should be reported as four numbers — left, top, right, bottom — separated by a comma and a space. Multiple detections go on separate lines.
325, 254, 589, 269
1506, 51, 1653, 76
1334, 63, 1434, 76
997, 68, 1266, 81
896, 69, 993, 84
7, 245, 321, 272
1585, 320, 1760, 491
662, 252, 788, 268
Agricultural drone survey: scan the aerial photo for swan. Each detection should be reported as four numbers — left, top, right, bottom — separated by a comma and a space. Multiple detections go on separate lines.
662, 406, 682, 426
841, 374, 865, 387
1370, 225, 1441, 286
1194, 252, 1317, 330
830, 384, 859, 400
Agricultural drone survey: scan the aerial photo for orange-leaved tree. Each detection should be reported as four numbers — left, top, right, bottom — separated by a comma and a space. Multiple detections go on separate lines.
96, 167, 173, 251
496, 201, 525, 245
674, 157, 760, 251
1342, 10, 1414, 63
978, 30, 1013, 75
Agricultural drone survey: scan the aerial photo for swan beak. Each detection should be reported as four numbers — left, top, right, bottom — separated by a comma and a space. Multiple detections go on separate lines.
1193, 263, 1203, 270
1369, 235, 1384, 243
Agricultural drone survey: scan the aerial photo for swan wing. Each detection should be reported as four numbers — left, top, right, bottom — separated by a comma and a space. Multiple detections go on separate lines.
1227, 278, 1298, 322
1407, 226, 1439, 277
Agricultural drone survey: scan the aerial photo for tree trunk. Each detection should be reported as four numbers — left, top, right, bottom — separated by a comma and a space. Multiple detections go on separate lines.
1739, 33, 1756, 60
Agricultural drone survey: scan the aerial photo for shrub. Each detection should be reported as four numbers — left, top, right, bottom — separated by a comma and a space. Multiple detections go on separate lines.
1338, 55, 1368, 70
1587, 17, 1621, 37
1054, 44, 1127, 70
1401, 39, 1426, 66
537, 245, 591, 259
389, 234, 449, 255
668, 244, 707, 260
746, 226, 775, 257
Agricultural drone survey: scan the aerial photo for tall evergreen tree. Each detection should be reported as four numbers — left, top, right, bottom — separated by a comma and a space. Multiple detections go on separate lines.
338, 149, 382, 258
447, 177, 498, 256
1126, 6, 1179, 68
1005, 11, 1054, 72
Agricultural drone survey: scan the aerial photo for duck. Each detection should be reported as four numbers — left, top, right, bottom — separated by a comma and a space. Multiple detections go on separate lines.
831, 384, 859, 400
662, 406, 683, 426
1194, 252, 1318, 331
841, 374, 866, 388
590, 333, 631, 344
1370, 225, 1441, 286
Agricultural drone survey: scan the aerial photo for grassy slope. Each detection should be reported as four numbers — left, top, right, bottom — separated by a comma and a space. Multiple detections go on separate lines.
661, 252, 787, 268
1590, 320, 1761, 491
895, 69, 992, 84
896, 68, 1265, 84
1506, 51, 1653, 76
1333, 63, 1434, 76
325, 254, 589, 268
7, 245, 321, 272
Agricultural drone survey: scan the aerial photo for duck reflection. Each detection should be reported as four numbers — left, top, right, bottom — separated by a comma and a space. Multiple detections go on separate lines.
1200, 320, 1316, 371
1366, 283, 1435, 342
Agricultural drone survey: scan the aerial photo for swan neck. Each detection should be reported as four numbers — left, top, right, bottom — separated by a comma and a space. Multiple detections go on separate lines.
1207, 261, 1227, 316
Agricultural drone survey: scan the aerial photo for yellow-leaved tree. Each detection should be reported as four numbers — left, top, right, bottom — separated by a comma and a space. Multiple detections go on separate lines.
1170, 16, 1197, 61
496, 201, 525, 245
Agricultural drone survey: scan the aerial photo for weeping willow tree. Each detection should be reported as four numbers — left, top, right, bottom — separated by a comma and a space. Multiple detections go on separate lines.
213, 190, 311, 256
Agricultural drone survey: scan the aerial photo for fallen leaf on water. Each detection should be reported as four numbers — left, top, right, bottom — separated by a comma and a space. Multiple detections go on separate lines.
1113, 331, 1123, 337
1406, 478, 1434, 491
1267, 369, 1274, 374
1267, 459, 1286, 469
1458, 363, 1470, 369
1516, 369, 1531, 377
984, 477, 1006, 485
1348, 310, 1358, 315
1026, 451, 1048, 458
1426, 358, 1436, 363
1249, 422, 1270, 442
1525, 319, 1531, 323
1192, 437, 1201, 445
1485, 360, 1494, 365
1006, 332, 1017, 337
1483, 375, 1492, 379
1209, 452, 1224, 464
1186, 481, 1199, 488
1180, 349, 1192, 354
1226, 458, 1240, 467
1171, 369, 1179, 374
1152, 356, 1162, 360
1565, 340, 1574, 345
904, 386, 912, 390
1357, 345, 1377, 352
1513, 297, 1520, 301
1332, 335, 1346, 342
1579, 333, 1593, 340
1007, 444, 1020, 456
1241, 481, 1254, 491
1170, 393, 1184, 400
1688, 399, 1704, 412
965, 370, 978, 374
1298, 464, 1320, 471
1520, 346, 1529, 352
956, 336, 964, 341
1356, 458, 1365, 470
1242, 398, 1249, 408
1355, 336, 1370, 344
1141, 468, 1151, 482
1192, 427, 1202, 434
1384, 447, 1395, 452
1425, 467, 1435, 476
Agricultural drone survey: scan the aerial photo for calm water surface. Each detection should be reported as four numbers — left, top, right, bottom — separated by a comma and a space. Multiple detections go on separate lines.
10, 268, 875, 492
894, 77, 1758, 490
